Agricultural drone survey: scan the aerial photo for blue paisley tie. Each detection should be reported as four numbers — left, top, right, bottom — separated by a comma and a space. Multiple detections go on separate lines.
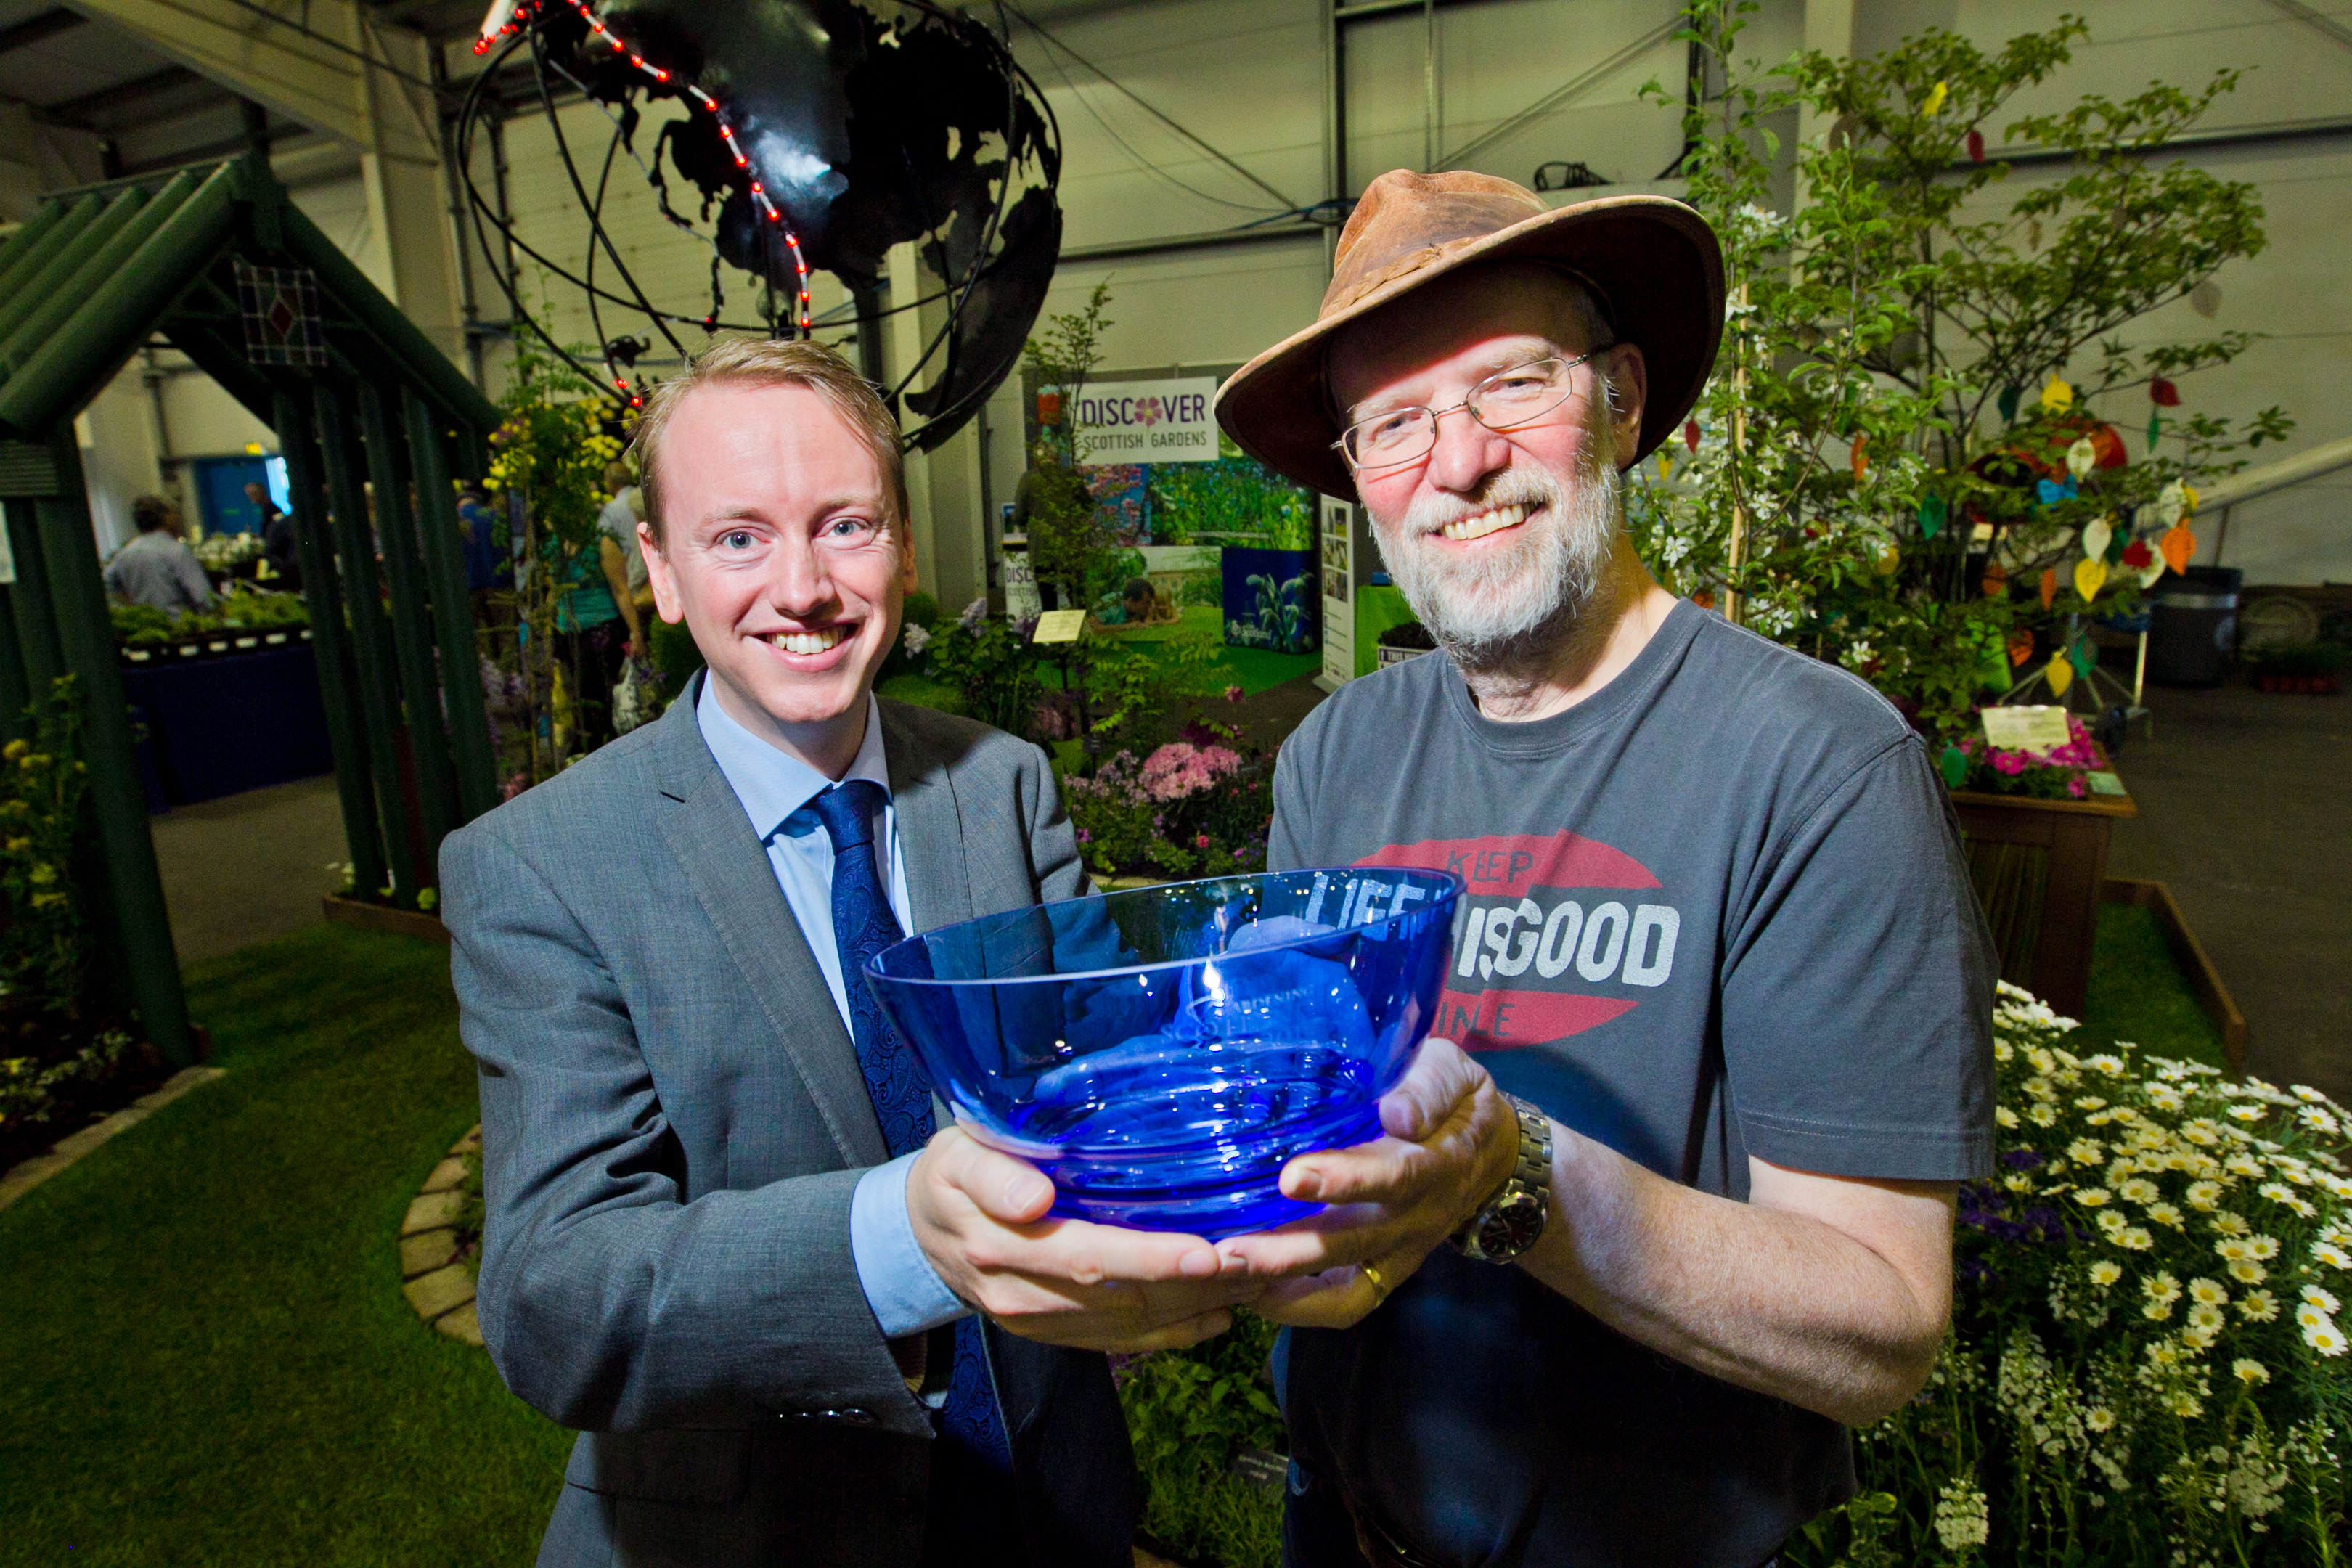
810, 780, 1013, 1474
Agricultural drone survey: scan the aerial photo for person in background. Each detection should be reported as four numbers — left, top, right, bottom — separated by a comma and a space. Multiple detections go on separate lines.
457, 484, 501, 594
553, 507, 634, 750
253, 480, 301, 592
105, 495, 213, 614
597, 460, 655, 633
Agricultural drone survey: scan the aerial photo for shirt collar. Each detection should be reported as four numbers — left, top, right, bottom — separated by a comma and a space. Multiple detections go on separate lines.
696, 673, 891, 842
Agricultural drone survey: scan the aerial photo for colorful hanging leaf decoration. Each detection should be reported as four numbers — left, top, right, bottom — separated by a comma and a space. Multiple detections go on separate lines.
2038, 568, 2057, 610
2066, 437, 2097, 480
1918, 494, 1948, 537
2040, 376, 2074, 412
2149, 377, 2180, 407
2074, 557, 2107, 603
2181, 482, 2199, 516
1658, 451, 1673, 480
1683, 418, 1700, 454
2045, 652, 2074, 696
2068, 639, 2097, 679
1850, 436, 1868, 480
1922, 81, 1950, 116
1940, 746, 1969, 789
2008, 629, 2036, 667
2147, 409, 2163, 455
2083, 517, 2112, 560
1998, 385, 2022, 422
2121, 538, 2154, 570
1965, 128, 1985, 163
1981, 561, 2009, 599
2159, 525, 2197, 574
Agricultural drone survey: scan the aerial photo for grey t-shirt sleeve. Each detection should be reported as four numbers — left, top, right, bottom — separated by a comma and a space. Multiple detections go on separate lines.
1719, 738, 1996, 1183
1266, 734, 1315, 874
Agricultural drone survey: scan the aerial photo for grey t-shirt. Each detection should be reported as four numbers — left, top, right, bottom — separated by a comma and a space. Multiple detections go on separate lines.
103, 531, 213, 614
1266, 600, 1996, 1568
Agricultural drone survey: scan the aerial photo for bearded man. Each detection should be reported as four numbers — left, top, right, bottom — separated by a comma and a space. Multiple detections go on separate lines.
1209, 172, 1997, 1567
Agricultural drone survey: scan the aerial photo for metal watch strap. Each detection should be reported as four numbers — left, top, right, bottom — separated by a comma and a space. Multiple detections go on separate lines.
1450, 1094, 1553, 1262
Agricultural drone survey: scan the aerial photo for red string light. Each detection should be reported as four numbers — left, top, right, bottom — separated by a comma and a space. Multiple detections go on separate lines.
477, 0, 817, 335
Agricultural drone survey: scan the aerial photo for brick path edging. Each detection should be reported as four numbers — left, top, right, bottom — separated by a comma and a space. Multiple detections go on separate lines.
400, 1124, 486, 1347
0, 1066, 227, 1213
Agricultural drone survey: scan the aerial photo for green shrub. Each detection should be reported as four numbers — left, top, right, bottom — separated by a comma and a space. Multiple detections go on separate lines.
1120, 1312, 1286, 1568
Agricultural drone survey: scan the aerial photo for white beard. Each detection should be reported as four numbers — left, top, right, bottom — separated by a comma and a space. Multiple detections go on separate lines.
1372, 441, 1624, 671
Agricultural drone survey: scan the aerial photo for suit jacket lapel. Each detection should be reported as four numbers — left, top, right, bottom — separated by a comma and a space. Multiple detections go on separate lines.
881, 701, 973, 936
650, 680, 888, 1169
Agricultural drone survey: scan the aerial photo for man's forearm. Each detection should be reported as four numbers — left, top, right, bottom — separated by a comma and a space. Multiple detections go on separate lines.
1517, 1130, 1954, 1426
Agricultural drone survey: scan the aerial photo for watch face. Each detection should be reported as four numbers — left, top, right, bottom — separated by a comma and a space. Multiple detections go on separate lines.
1478, 1191, 1545, 1259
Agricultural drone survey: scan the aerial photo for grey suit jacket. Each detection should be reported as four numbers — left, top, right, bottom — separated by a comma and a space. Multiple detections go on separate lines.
441, 682, 1139, 1568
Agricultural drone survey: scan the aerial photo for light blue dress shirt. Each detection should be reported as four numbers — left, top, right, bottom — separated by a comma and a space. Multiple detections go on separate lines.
696, 677, 971, 1340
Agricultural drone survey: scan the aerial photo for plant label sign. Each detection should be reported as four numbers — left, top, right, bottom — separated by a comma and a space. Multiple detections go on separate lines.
1981, 705, 2072, 753
1066, 377, 1219, 466
1031, 608, 1089, 644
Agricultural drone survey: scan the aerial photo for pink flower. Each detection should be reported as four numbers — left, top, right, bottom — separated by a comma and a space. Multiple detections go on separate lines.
1223, 685, 1245, 703
1195, 834, 1212, 849
1992, 751, 2028, 776
2067, 777, 2087, 799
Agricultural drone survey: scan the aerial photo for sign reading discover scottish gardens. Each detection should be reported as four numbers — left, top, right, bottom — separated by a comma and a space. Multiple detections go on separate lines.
1071, 377, 1219, 466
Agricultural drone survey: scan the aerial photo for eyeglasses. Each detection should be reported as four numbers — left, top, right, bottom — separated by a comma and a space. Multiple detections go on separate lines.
1334, 351, 1608, 473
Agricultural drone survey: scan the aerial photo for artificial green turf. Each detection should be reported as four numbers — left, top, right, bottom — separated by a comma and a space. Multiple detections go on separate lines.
0, 925, 571, 1566
2075, 902, 2229, 1072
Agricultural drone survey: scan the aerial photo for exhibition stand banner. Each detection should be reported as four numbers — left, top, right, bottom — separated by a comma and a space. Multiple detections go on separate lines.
1070, 377, 1218, 465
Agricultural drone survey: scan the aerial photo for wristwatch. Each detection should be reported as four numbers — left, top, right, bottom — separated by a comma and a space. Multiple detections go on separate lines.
1449, 1095, 1553, 1263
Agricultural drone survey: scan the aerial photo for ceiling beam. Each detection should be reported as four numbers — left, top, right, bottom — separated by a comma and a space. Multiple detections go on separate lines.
0, 7, 85, 54
38, 66, 211, 131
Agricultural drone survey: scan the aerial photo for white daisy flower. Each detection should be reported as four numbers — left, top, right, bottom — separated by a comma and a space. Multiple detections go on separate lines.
2234, 1358, 2270, 1384
2303, 1284, 2341, 1314
2118, 1178, 2161, 1205
2188, 1277, 2229, 1306
2089, 1260, 2123, 1288
2303, 1318, 2348, 1357
2186, 1181, 2223, 1211
2240, 1289, 2280, 1322
2119, 1228, 2155, 1251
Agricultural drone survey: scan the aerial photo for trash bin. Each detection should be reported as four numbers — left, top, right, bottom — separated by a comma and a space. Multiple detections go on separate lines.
2147, 565, 2242, 687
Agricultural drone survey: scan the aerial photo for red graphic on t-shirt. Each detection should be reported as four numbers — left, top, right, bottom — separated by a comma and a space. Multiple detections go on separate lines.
1355, 830, 1671, 1053
1362, 830, 1660, 896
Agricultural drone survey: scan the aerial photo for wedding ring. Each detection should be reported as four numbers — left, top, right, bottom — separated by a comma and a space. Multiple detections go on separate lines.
1360, 1261, 1389, 1307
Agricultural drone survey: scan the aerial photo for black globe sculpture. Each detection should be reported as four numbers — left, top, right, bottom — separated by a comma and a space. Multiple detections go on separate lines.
460, 0, 1062, 451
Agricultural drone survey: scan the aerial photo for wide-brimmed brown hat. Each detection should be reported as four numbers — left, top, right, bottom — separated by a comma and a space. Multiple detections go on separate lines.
1214, 170, 1724, 499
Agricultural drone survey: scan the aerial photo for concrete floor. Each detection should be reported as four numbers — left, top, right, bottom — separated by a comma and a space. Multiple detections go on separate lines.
149, 775, 348, 967
2104, 680, 2351, 1101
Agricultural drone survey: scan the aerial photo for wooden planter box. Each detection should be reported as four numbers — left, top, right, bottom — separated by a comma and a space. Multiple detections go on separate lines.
1951, 785, 2136, 1021
2100, 877, 2247, 1069
322, 894, 449, 945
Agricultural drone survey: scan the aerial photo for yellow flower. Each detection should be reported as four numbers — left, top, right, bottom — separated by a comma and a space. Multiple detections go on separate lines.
26, 863, 54, 884
2226, 1154, 2263, 1178
2076, 1097, 2109, 1111
2240, 1289, 2280, 1322
2077, 1188, 2112, 1209
2229, 1259, 2269, 1284
2187, 1302, 2224, 1334
2118, 1179, 2160, 1205
1996, 1106, 2019, 1129
2086, 1053, 2126, 1076
2144, 1271, 2182, 1303
2118, 1228, 2155, 1251
2234, 1358, 2270, 1385
2228, 1106, 2266, 1124
2086, 1407, 2117, 1432
2004, 1173, 2033, 1193
2188, 1277, 2229, 1307
2089, 1260, 2123, 1288
2212, 1212, 2252, 1238
2071, 1140, 2107, 1165
2147, 1202, 2184, 1230
2186, 1181, 2223, 1211
0, 740, 23, 761
2028, 1104, 2058, 1127
2245, 1235, 2281, 1261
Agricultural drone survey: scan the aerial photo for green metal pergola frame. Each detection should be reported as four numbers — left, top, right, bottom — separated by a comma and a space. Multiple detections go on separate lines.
0, 153, 502, 1066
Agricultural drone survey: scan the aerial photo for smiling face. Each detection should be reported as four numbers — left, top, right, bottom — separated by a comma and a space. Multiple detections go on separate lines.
1329, 263, 1646, 664
643, 380, 916, 769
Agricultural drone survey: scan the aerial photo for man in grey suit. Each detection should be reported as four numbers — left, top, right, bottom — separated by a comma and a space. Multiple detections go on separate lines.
443, 339, 1262, 1567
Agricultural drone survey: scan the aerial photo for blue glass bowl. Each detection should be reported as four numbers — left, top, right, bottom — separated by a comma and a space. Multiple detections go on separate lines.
865, 867, 1461, 1238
